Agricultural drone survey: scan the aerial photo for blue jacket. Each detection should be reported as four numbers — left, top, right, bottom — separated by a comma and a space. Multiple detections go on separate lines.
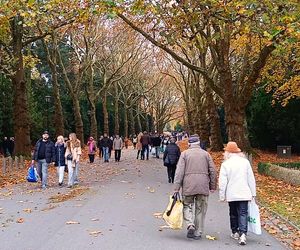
54, 143, 66, 167
32, 139, 55, 163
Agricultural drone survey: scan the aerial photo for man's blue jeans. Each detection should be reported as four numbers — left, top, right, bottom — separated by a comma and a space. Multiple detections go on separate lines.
37, 159, 48, 187
103, 147, 109, 161
229, 201, 248, 235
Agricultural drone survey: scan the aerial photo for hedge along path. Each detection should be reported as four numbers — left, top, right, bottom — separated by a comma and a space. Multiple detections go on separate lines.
258, 162, 300, 186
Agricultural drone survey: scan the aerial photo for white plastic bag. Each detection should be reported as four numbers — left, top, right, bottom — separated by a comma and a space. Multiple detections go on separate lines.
247, 200, 262, 235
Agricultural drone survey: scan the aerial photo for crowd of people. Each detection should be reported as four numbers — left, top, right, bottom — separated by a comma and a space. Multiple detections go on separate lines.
28, 129, 256, 246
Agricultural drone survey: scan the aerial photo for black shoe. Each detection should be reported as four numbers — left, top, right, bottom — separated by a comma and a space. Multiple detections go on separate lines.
187, 226, 195, 239
168, 178, 171, 183
59, 182, 63, 186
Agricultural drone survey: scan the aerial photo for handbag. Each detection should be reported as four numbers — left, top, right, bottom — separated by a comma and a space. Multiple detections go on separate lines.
27, 165, 38, 182
66, 154, 73, 161
247, 200, 262, 235
163, 192, 183, 229
163, 154, 170, 166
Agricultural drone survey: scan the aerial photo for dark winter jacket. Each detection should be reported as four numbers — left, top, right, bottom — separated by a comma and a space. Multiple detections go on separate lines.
100, 137, 112, 148
163, 142, 181, 166
54, 143, 66, 167
32, 139, 55, 163
140, 134, 151, 146
151, 136, 161, 147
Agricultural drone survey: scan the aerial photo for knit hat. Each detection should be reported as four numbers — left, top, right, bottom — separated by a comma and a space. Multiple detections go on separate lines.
188, 135, 200, 144
43, 130, 49, 135
224, 141, 241, 153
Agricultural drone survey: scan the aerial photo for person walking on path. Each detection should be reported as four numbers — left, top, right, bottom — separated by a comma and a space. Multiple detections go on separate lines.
54, 135, 66, 186
97, 135, 104, 159
2, 137, 10, 157
132, 134, 138, 149
219, 141, 256, 246
151, 132, 162, 158
65, 133, 81, 188
113, 135, 123, 162
136, 132, 143, 159
140, 131, 151, 160
163, 137, 181, 183
100, 133, 112, 162
87, 137, 96, 163
173, 134, 216, 240
32, 131, 56, 189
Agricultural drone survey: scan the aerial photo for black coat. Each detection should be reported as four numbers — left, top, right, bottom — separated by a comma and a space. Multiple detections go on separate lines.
32, 139, 56, 163
151, 136, 161, 147
100, 137, 112, 148
54, 143, 66, 167
163, 143, 181, 166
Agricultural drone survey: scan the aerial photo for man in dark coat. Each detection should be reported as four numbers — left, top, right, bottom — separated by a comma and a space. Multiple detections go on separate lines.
31, 131, 56, 189
151, 132, 162, 158
100, 133, 112, 162
140, 131, 151, 160
163, 137, 181, 183
2, 137, 10, 157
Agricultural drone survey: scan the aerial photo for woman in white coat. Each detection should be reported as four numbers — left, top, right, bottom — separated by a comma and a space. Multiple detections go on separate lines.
219, 141, 256, 246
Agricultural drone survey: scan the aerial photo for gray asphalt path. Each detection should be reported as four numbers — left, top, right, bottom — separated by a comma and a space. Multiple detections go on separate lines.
0, 149, 286, 250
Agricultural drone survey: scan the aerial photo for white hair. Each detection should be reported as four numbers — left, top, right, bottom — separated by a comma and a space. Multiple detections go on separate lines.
223, 151, 246, 160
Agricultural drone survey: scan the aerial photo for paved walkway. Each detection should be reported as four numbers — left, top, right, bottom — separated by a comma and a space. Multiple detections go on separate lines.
0, 149, 286, 249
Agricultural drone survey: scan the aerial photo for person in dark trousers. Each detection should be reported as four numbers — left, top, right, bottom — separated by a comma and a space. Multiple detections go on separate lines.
8, 137, 15, 156
140, 131, 151, 160
32, 131, 56, 189
97, 135, 104, 158
2, 137, 10, 157
113, 135, 123, 162
151, 132, 162, 158
163, 137, 181, 183
100, 133, 112, 162
87, 137, 96, 163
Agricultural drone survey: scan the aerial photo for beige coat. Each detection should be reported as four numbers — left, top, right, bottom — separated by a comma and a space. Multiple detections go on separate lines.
136, 133, 143, 151
174, 144, 216, 196
65, 139, 82, 163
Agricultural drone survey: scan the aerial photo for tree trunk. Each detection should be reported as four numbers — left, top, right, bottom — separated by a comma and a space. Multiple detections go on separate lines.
102, 92, 109, 135
124, 101, 128, 138
89, 102, 97, 139
51, 68, 65, 137
137, 104, 142, 133
85, 66, 97, 139
114, 86, 120, 135
129, 107, 135, 136
71, 94, 84, 145
206, 88, 223, 151
11, 16, 31, 155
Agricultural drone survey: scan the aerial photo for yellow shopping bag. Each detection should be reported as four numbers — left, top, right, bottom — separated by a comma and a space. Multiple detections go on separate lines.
163, 193, 183, 229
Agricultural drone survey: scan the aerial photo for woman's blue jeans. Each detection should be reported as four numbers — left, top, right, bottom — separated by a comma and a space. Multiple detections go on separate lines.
229, 201, 248, 235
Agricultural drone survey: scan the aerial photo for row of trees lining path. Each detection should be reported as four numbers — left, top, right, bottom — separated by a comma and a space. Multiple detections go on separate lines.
0, 1, 298, 155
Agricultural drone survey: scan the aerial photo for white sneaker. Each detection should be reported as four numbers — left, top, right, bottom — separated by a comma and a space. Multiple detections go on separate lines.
239, 233, 247, 245
230, 232, 239, 240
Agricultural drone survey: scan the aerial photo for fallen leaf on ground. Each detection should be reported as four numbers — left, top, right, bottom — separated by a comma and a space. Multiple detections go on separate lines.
89, 230, 102, 236
91, 218, 100, 221
206, 235, 217, 240
23, 208, 32, 213
153, 212, 163, 218
16, 218, 24, 223
268, 229, 277, 234
149, 188, 155, 193
159, 225, 170, 229
293, 239, 300, 247
66, 221, 80, 225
